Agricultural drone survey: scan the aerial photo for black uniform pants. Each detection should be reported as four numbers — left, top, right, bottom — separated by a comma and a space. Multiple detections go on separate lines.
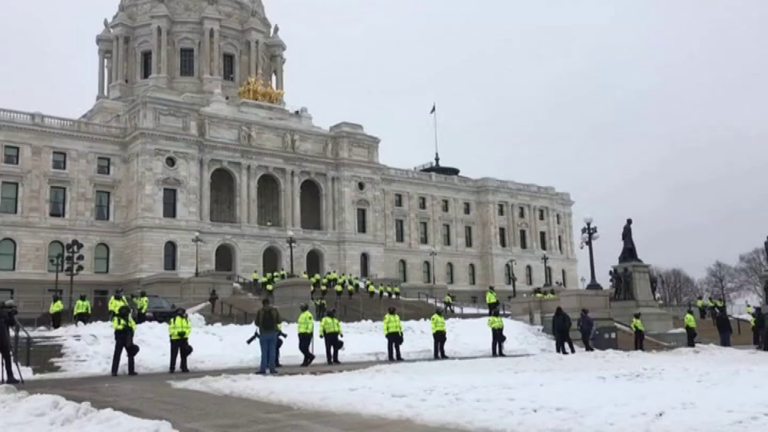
487, 303, 498, 316
170, 338, 189, 372
581, 332, 594, 351
753, 327, 761, 346
0, 344, 14, 380
433, 331, 447, 358
348, 291, 353, 299
74, 313, 90, 325
445, 303, 454, 313
634, 330, 645, 351
686, 327, 697, 347
556, 333, 575, 354
112, 332, 135, 375
336, 291, 342, 299
698, 308, 706, 319
386, 334, 402, 361
51, 312, 62, 329
369, 292, 375, 299
324, 333, 340, 364
491, 329, 505, 356
395, 293, 400, 299
379, 291, 384, 299
299, 333, 314, 365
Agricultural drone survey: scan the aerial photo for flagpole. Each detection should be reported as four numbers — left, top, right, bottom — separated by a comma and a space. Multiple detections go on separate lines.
432, 104, 440, 166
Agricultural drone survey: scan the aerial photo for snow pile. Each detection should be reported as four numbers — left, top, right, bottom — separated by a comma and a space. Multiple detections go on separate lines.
175, 346, 768, 432
0, 385, 176, 432
29, 316, 551, 377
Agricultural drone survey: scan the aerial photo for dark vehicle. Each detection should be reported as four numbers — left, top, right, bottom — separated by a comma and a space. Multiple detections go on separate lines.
144, 295, 177, 323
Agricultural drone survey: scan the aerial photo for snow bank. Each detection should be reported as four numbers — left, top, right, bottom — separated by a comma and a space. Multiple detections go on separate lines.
175, 346, 768, 432
29, 316, 551, 378
0, 385, 175, 432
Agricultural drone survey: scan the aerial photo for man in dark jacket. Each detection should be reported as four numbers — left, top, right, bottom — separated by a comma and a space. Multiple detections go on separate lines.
577, 309, 594, 352
752, 307, 764, 348
0, 300, 20, 384
251, 298, 282, 375
715, 307, 732, 347
552, 307, 575, 355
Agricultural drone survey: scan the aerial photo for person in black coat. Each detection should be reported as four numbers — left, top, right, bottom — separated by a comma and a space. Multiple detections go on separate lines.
0, 300, 20, 384
552, 307, 575, 355
577, 309, 594, 352
715, 307, 732, 347
752, 307, 764, 348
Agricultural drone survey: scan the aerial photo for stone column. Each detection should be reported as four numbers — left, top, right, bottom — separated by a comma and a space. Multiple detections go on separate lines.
212, 29, 220, 77
152, 26, 159, 76
117, 36, 125, 83
112, 36, 120, 82
293, 173, 300, 228
248, 165, 257, 224
240, 163, 248, 224
97, 51, 106, 98
275, 56, 284, 90
322, 178, 330, 231
201, 27, 210, 76
201, 158, 210, 222
249, 40, 256, 77
160, 26, 168, 75
106, 54, 113, 86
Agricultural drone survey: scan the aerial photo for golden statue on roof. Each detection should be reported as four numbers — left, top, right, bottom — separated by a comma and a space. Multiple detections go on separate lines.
238, 76, 284, 105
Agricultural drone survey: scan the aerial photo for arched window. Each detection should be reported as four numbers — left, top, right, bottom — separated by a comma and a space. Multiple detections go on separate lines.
504, 263, 513, 285
445, 263, 454, 285
525, 265, 533, 285
163, 242, 177, 271
94, 243, 110, 274
397, 259, 407, 283
0, 238, 16, 271
360, 253, 370, 278
422, 261, 431, 284
562, 269, 567, 288
468, 264, 476, 285
47, 241, 64, 273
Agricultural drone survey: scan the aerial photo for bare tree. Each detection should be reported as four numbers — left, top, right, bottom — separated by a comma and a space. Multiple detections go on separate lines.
702, 261, 740, 301
733, 247, 768, 302
655, 267, 699, 306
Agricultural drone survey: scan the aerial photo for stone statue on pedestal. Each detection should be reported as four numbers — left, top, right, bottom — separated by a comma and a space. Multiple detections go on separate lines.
619, 218, 642, 263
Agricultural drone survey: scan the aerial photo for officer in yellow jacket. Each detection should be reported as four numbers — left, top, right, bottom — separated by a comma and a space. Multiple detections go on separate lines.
488, 309, 505, 357
73, 294, 91, 326
49, 294, 64, 329
383, 307, 404, 362
486, 286, 499, 315
168, 308, 192, 373
431, 308, 448, 359
684, 309, 697, 347
367, 282, 376, 298
297, 303, 315, 367
334, 282, 343, 299
135, 291, 149, 324
631, 312, 645, 351
696, 296, 706, 319
111, 305, 138, 376
320, 309, 343, 365
108, 290, 130, 318
443, 294, 454, 313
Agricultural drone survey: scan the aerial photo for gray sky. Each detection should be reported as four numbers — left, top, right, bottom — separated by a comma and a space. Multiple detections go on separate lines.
1, 0, 766, 285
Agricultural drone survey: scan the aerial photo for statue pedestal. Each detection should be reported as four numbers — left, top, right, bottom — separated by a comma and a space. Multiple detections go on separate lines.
611, 262, 673, 333
613, 262, 655, 304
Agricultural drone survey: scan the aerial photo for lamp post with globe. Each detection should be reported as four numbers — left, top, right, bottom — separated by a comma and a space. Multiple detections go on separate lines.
580, 216, 603, 290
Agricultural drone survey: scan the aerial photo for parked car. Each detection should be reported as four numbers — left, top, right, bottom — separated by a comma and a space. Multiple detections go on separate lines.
144, 295, 177, 323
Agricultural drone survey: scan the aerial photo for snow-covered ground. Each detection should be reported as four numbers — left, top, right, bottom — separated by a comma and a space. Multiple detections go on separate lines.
175, 346, 768, 432
0, 385, 175, 432
29, 316, 552, 378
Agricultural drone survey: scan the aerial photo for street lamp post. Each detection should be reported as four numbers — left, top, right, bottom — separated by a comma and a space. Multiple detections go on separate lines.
580, 216, 603, 290
541, 252, 550, 286
192, 232, 203, 277
509, 259, 517, 298
49, 253, 63, 294
64, 240, 85, 311
286, 231, 297, 277
429, 249, 437, 285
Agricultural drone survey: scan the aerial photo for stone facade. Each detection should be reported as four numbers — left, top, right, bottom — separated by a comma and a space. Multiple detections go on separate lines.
0, 0, 578, 310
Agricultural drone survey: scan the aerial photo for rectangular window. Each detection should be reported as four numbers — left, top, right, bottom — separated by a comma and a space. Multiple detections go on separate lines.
558, 235, 563, 253
49, 186, 66, 218
419, 221, 429, 245
556, 213, 561, 225
539, 208, 545, 221
97, 157, 111, 175
540, 231, 548, 251
394, 193, 403, 207
498, 204, 505, 216
0, 182, 18, 215
141, 51, 152, 79
499, 227, 507, 248
52, 151, 67, 170
179, 48, 195, 77
3, 146, 19, 165
0, 289, 13, 302
465, 226, 473, 248
519, 206, 525, 218
357, 208, 367, 234
442, 224, 451, 246
95, 191, 110, 221
418, 196, 427, 210
223, 53, 235, 82
463, 202, 471, 215
441, 199, 449, 212
520, 229, 528, 250
163, 188, 177, 219
395, 219, 405, 243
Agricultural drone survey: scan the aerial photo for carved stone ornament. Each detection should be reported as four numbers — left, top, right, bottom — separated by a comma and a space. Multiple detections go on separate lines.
156, 176, 184, 188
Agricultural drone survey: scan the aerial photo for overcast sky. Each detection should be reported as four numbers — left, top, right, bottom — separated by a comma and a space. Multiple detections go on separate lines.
1, 0, 766, 285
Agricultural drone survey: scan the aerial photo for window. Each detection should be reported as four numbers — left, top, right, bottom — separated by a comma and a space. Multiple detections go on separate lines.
47, 241, 64, 273
357, 182, 366, 191
463, 202, 471, 215
0, 239, 16, 271
519, 229, 528, 250
395, 219, 405, 243
419, 221, 429, 245
179, 48, 195, 77
540, 231, 547, 251
464, 226, 473, 248
95, 191, 110, 221
442, 224, 451, 246
163, 242, 177, 271
442, 199, 449, 212
360, 253, 369, 278
505, 263, 513, 285
556, 213, 561, 225
357, 208, 367, 234
498, 204, 505, 216
539, 208, 545, 221
562, 269, 567, 288
223, 53, 235, 82
141, 51, 152, 79
518, 206, 525, 218
394, 193, 403, 207
165, 156, 177, 168
468, 264, 476, 285
97, 157, 111, 175
49, 186, 66, 218
52, 151, 67, 170
422, 261, 432, 284
0, 289, 13, 302
397, 259, 407, 283
526, 265, 533, 285
94, 243, 110, 274
418, 197, 427, 210
0, 182, 18, 214
558, 235, 563, 253
163, 188, 177, 219
3, 146, 19, 165
499, 227, 507, 248
445, 263, 454, 285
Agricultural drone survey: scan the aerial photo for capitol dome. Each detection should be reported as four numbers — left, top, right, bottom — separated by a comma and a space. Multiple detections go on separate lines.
115, 0, 269, 25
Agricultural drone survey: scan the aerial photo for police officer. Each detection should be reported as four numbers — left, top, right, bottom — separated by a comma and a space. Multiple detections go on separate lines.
168, 308, 191, 373
297, 303, 315, 367
111, 305, 138, 376
488, 309, 505, 357
631, 312, 645, 351
0, 300, 20, 384
367, 281, 376, 298
485, 286, 498, 316
684, 308, 697, 347
73, 294, 91, 326
443, 294, 454, 313
383, 307, 404, 362
49, 294, 64, 329
696, 296, 706, 319
109, 289, 130, 318
334, 281, 343, 299
431, 308, 448, 359
320, 309, 343, 365
135, 291, 149, 324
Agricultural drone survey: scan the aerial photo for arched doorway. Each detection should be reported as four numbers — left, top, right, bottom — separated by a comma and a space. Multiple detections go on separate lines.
257, 174, 281, 227
300, 180, 322, 230
306, 249, 323, 276
360, 253, 370, 278
210, 168, 237, 223
215, 244, 235, 272
262, 246, 282, 274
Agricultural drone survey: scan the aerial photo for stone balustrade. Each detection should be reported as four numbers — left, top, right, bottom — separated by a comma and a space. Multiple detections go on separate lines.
0, 108, 125, 137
